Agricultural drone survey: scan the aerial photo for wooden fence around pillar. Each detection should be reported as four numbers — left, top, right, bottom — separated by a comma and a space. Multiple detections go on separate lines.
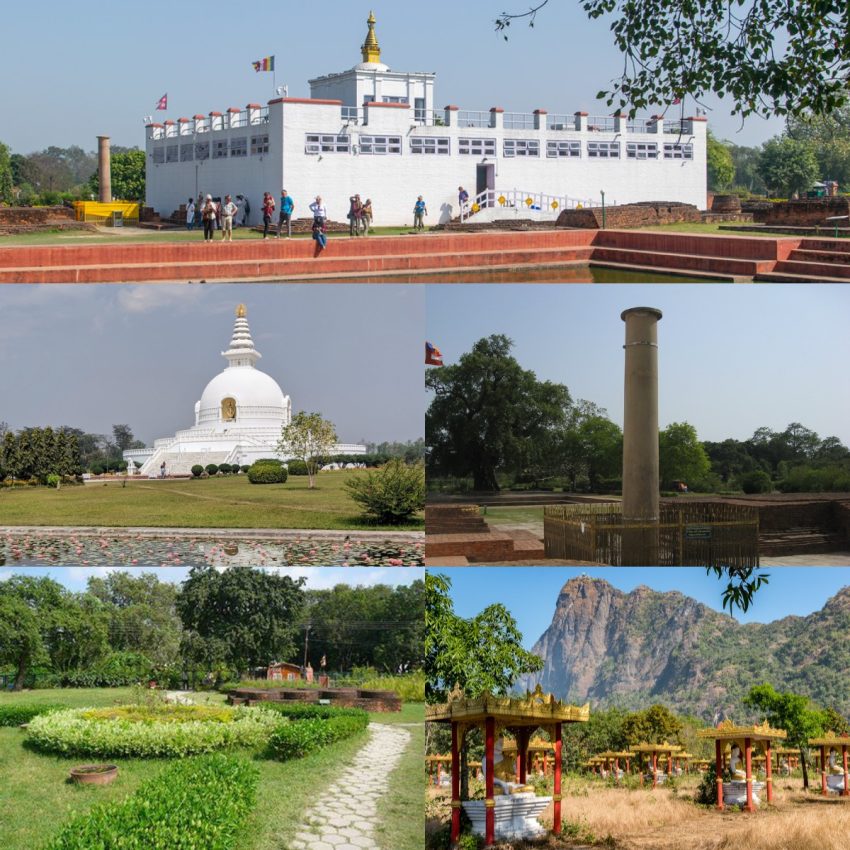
543, 502, 759, 567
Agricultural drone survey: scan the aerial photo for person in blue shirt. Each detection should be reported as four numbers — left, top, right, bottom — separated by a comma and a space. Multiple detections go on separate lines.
413, 196, 427, 230
277, 189, 295, 238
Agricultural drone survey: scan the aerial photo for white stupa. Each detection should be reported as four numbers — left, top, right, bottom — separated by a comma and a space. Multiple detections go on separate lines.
125, 305, 366, 477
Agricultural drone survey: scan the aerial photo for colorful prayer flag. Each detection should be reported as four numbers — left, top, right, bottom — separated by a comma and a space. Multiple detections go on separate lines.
156, 93, 168, 111
252, 56, 275, 72
426, 341, 443, 366
672, 97, 681, 105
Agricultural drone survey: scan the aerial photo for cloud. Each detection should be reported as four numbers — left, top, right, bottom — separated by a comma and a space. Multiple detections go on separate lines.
116, 285, 205, 314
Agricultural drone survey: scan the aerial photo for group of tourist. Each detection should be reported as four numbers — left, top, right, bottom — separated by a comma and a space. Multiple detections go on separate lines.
185, 190, 431, 244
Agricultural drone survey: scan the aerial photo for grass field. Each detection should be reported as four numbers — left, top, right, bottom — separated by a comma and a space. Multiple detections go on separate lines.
0, 225, 427, 247
0, 689, 422, 850
0, 472, 423, 530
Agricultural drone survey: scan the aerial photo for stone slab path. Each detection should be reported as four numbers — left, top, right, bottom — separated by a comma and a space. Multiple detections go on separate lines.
289, 722, 411, 850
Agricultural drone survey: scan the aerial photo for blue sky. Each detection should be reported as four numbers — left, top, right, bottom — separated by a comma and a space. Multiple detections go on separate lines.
437, 567, 850, 646
1, 2, 783, 154
426, 284, 850, 446
0, 566, 424, 592
0, 284, 424, 446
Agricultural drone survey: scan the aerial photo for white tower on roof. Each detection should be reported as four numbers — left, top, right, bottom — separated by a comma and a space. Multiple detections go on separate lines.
308, 11, 435, 113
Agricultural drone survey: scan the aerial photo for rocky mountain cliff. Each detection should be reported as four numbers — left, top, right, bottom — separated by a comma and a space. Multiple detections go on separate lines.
522, 577, 850, 719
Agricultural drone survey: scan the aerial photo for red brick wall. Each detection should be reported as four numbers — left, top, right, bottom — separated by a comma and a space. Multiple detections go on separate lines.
763, 198, 850, 226
0, 206, 75, 224
557, 202, 702, 229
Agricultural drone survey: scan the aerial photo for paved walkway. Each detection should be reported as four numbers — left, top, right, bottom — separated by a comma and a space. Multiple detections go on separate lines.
761, 552, 850, 565
289, 722, 411, 850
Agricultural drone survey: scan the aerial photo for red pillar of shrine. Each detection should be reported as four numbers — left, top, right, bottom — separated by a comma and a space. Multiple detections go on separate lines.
667, 753, 673, 777
652, 752, 658, 789
821, 745, 828, 797
639, 754, 644, 787
614, 757, 620, 786
744, 738, 754, 813
543, 751, 548, 776
715, 739, 724, 811
553, 723, 563, 835
485, 717, 495, 847
450, 726, 461, 842
843, 746, 849, 797
626, 756, 631, 775
765, 740, 773, 804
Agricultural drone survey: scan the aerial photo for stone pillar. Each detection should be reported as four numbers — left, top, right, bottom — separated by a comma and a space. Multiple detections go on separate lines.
621, 307, 663, 565
97, 135, 111, 203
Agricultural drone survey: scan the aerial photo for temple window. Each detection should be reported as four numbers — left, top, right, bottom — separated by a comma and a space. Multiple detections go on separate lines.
166, 145, 179, 163
180, 143, 194, 162
230, 137, 247, 158
458, 138, 496, 156
213, 139, 228, 159
627, 142, 659, 160
152, 147, 165, 164
503, 139, 540, 158
359, 135, 402, 155
664, 143, 694, 159
195, 141, 210, 161
587, 141, 620, 158
251, 135, 270, 155
410, 137, 450, 155
305, 134, 351, 154
547, 140, 581, 158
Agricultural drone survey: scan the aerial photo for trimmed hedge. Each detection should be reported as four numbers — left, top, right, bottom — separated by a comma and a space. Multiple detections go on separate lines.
265, 708, 369, 760
27, 705, 282, 758
191, 464, 204, 477
43, 754, 258, 850
258, 702, 368, 722
247, 460, 288, 485
287, 459, 309, 475
0, 703, 66, 726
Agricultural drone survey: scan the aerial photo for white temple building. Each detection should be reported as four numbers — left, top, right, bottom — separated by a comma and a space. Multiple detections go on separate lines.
144, 12, 708, 226
124, 305, 366, 477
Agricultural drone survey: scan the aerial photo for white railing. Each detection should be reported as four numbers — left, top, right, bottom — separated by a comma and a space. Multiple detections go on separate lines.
503, 112, 536, 130
664, 119, 688, 134
342, 106, 365, 124
462, 188, 613, 221
547, 114, 577, 131
414, 109, 444, 126
627, 118, 651, 133
587, 115, 617, 132
458, 110, 491, 128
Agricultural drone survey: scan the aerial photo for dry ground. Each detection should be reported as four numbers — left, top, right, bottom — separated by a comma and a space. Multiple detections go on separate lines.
427, 775, 850, 850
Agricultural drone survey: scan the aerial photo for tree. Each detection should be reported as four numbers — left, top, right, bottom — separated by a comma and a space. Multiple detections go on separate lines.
0, 594, 45, 690
659, 422, 710, 488
496, 1, 850, 119
425, 573, 542, 704
744, 684, 826, 789
280, 411, 338, 489
726, 143, 766, 194
426, 335, 572, 490
707, 132, 735, 192
0, 141, 13, 203
758, 137, 820, 198
787, 106, 850, 187
112, 424, 136, 452
88, 149, 145, 201
345, 459, 426, 524
176, 566, 306, 675
622, 704, 683, 746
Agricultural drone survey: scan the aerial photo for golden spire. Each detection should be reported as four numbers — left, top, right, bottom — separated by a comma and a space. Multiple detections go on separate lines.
236, 304, 246, 318
361, 11, 381, 63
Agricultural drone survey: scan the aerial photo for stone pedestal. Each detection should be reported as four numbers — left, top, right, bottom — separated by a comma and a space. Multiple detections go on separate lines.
463, 794, 550, 841
723, 780, 764, 806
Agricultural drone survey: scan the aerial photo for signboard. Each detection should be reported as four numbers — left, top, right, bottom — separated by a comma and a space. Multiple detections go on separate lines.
685, 525, 713, 540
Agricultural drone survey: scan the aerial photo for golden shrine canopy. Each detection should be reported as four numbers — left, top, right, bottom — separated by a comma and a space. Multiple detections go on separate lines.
631, 741, 683, 754
697, 720, 787, 742
809, 732, 850, 747
502, 737, 554, 753
426, 684, 590, 727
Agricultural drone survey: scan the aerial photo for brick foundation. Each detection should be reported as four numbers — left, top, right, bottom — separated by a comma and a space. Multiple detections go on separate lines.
227, 686, 402, 712
556, 202, 703, 229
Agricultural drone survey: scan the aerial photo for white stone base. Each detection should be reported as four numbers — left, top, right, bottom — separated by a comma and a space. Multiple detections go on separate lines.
463, 793, 550, 841
826, 774, 847, 794
723, 780, 764, 807
644, 772, 667, 785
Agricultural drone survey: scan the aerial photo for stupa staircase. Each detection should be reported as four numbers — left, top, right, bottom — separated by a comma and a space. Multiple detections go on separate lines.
139, 450, 232, 478
755, 238, 850, 282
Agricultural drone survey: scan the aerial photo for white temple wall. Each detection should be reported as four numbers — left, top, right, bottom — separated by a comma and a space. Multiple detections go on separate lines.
146, 99, 707, 226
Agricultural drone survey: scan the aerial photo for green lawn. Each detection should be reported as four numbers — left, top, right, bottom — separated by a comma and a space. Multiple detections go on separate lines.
0, 690, 423, 850
0, 472, 423, 531
0, 225, 430, 247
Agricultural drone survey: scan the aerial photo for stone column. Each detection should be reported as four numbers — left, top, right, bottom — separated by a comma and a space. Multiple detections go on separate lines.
97, 135, 111, 203
621, 307, 663, 565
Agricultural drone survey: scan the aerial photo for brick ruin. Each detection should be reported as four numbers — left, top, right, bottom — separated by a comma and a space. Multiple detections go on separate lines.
556, 201, 703, 229
0, 205, 93, 235
228, 686, 402, 712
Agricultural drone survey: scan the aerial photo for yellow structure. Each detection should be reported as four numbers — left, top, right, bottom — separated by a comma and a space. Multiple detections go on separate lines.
631, 741, 683, 788
74, 201, 140, 223
808, 732, 850, 797
361, 11, 381, 64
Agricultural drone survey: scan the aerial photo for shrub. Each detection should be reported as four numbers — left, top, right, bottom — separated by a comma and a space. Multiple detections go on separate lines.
346, 459, 425, 523
287, 459, 309, 475
60, 651, 155, 687
218, 462, 232, 474
205, 464, 219, 476
240, 464, 250, 473
740, 469, 773, 494
191, 464, 204, 478
0, 703, 66, 726
46, 473, 61, 488
258, 703, 368, 722
247, 460, 288, 484
27, 705, 282, 758
695, 763, 718, 805
43, 754, 258, 850
266, 713, 368, 760
89, 461, 105, 475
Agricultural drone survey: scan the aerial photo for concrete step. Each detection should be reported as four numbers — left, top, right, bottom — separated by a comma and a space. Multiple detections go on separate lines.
754, 271, 850, 283
154, 451, 232, 477
0, 245, 595, 283
799, 239, 850, 254
591, 246, 774, 277
770, 259, 850, 280
788, 249, 850, 265
591, 229, 795, 261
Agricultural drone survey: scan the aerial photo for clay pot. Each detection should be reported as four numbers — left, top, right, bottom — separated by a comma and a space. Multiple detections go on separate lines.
70, 764, 118, 786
